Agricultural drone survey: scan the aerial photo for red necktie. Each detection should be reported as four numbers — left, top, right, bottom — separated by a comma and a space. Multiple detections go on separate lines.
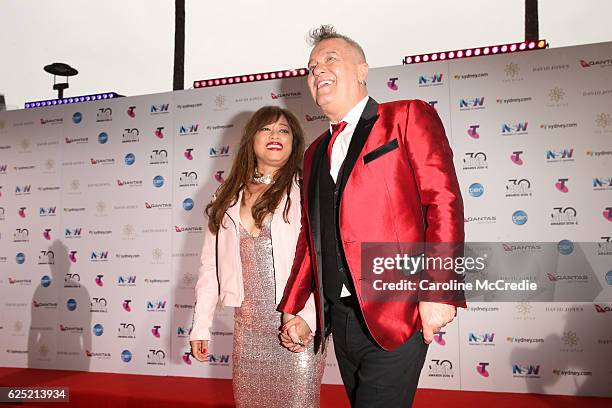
327, 121, 348, 161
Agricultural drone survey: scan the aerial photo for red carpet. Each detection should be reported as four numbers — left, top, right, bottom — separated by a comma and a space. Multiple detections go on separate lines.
0, 367, 609, 407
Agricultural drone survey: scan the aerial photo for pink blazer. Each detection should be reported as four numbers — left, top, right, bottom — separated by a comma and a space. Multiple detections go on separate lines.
190, 181, 317, 341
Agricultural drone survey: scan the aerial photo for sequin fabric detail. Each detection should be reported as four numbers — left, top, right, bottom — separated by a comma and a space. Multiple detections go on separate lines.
233, 219, 326, 407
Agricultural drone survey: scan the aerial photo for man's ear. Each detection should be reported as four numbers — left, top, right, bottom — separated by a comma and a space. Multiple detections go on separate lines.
358, 63, 369, 84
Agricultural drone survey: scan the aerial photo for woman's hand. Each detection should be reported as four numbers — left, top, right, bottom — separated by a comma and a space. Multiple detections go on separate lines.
279, 314, 313, 353
190, 340, 210, 362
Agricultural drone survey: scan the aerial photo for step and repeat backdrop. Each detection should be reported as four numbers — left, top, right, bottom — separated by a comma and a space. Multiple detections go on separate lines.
0, 41, 611, 397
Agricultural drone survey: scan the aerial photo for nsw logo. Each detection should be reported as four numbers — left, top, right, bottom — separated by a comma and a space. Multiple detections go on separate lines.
418, 74, 443, 87
501, 122, 528, 135
459, 97, 485, 110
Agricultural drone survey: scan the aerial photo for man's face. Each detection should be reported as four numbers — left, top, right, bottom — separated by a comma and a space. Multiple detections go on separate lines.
307, 38, 368, 120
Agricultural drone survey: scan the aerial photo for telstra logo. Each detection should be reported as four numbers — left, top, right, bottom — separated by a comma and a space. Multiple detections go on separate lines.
433, 331, 446, 346
467, 125, 480, 139
510, 151, 524, 165
476, 362, 490, 377
555, 178, 569, 193
387, 77, 399, 90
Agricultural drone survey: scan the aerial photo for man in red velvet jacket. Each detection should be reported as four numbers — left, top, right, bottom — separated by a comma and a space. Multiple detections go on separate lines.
279, 25, 464, 407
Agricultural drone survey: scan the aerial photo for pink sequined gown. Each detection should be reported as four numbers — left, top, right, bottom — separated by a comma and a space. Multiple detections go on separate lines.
233, 219, 326, 407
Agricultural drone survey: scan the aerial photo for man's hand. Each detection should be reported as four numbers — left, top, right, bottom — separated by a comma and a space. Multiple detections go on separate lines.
190, 340, 210, 362
280, 313, 313, 353
419, 302, 456, 344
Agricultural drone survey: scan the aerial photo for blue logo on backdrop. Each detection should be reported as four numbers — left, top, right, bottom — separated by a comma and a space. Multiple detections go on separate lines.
153, 175, 164, 188
16, 253, 26, 264
557, 240, 574, 255
606, 271, 612, 285
93, 324, 104, 336
41, 275, 52, 287
469, 183, 484, 197
125, 153, 135, 166
512, 210, 528, 225
98, 132, 109, 144
67, 298, 77, 311
121, 350, 132, 363
72, 112, 82, 124
183, 198, 194, 211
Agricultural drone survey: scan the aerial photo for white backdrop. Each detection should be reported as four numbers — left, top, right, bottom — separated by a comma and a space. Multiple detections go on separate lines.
1, 41, 611, 397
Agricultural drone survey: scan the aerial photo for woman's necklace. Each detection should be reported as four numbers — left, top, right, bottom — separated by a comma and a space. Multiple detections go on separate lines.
253, 168, 274, 185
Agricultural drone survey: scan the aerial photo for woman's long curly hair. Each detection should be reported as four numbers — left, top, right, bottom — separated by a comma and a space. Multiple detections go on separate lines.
205, 106, 305, 234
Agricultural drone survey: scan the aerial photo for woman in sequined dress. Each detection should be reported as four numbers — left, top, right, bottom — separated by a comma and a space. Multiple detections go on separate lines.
190, 106, 326, 407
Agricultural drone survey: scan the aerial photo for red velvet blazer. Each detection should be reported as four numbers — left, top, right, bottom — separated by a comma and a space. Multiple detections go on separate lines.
279, 98, 464, 351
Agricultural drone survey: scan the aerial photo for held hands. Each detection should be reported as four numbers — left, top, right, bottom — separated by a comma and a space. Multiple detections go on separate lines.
419, 302, 457, 344
190, 340, 210, 362
279, 313, 314, 353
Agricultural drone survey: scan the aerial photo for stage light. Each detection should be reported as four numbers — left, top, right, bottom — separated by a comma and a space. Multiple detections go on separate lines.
193, 68, 308, 88
403, 40, 548, 64
25, 92, 123, 109
44, 62, 78, 99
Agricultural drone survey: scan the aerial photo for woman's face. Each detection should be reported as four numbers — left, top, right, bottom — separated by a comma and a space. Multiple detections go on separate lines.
253, 115, 294, 173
